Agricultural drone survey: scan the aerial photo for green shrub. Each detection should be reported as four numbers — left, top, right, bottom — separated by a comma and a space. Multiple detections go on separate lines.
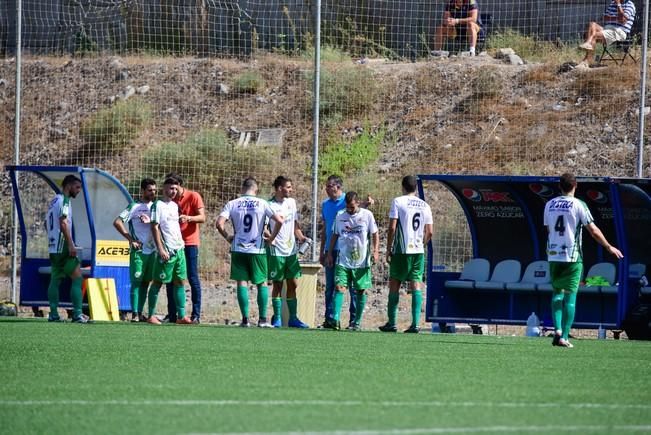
233, 71, 265, 94
80, 99, 152, 154
301, 44, 352, 62
318, 127, 385, 181
142, 129, 279, 204
487, 28, 580, 63
307, 66, 380, 122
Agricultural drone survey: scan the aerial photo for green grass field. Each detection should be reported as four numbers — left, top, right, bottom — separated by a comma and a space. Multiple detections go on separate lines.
1, 319, 650, 434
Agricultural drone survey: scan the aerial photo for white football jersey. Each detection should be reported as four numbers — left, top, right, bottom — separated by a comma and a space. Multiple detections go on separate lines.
220, 195, 274, 254
267, 197, 298, 257
544, 195, 594, 263
46, 194, 72, 254
118, 201, 155, 254
333, 208, 378, 269
150, 199, 184, 253
389, 195, 433, 254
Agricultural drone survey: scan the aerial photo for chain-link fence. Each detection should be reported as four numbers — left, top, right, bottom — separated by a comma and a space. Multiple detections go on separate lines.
1, 0, 649, 328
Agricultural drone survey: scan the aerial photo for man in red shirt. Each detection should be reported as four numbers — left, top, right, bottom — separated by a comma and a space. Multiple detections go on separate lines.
165, 173, 206, 324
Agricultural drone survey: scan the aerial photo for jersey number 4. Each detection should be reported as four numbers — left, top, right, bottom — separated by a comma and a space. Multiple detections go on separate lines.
554, 215, 565, 236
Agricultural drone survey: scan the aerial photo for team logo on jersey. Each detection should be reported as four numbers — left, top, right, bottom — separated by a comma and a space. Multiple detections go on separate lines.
270, 271, 277, 278
586, 190, 608, 204
462, 188, 482, 202
529, 183, 555, 198
160, 272, 166, 280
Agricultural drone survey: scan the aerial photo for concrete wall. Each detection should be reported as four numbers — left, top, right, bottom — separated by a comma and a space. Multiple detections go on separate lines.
0, 0, 642, 57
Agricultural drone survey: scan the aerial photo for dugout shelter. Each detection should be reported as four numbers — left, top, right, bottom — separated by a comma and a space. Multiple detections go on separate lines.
7, 166, 133, 311
418, 175, 651, 331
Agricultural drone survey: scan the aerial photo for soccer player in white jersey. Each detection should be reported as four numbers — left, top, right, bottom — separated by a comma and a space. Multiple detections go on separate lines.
544, 173, 623, 348
45, 174, 89, 323
113, 178, 157, 322
217, 177, 284, 327
326, 192, 379, 331
380, 175, 433, 333
147, 176, 192, 325
266, 176, 310, 328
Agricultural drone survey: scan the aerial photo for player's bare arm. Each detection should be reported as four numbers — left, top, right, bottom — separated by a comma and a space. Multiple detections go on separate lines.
215, 216, 233, 243
113, 217, 142, 250
265, 213, 285, 244
326, 234, 338, 267
372, 230, 380, 264
151, 222, 169, 262
424, 223, 433, 247
386, 218, 398, 264
586, 223, 624, 259
60, 216, 76, 258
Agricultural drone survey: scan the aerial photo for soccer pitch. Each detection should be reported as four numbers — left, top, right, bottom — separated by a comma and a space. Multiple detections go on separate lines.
1, 319, 650, 434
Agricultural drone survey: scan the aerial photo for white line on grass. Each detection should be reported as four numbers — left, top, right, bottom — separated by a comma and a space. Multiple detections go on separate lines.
1, 399, 651, 411
189, 425, 651, 435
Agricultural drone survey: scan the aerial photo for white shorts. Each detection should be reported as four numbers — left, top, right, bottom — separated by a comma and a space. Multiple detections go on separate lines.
602, 25, 628, 46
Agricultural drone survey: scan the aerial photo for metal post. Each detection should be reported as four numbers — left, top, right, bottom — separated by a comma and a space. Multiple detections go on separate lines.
11, 0, 22, 304
637, 0, 650, 178
310, 0, 321, 262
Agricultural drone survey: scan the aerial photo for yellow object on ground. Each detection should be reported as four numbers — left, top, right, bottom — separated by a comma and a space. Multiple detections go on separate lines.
282, 263, 321, 327
86, 278, 120, 321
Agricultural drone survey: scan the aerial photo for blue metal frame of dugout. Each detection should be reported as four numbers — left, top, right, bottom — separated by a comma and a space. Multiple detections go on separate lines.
7, 165, 134, 311
418, 175, 651, 329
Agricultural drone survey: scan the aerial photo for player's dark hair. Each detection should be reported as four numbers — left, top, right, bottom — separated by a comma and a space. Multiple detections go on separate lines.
273, 176, 292, 189
164, 172, 183, 186
559, 173, 577, 194
62, 174, 81, 188
402, 175, 418, 193
140, 178, 156, 190
326, 175, 343, 188
163, 176, 180, 186
345, 191, 358, 204
242, 177, 257, 191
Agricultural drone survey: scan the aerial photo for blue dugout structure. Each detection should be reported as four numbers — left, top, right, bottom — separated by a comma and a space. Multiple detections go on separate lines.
418, 175, 651, 330
7, 166, 134, 311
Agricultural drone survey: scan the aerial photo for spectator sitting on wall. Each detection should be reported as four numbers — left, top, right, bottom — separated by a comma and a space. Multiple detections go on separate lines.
432, 0, 482, 56
578, 0, 635, 65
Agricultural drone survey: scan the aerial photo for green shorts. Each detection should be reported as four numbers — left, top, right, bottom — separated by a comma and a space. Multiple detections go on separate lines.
389, 253, 425, 282
231, 252, 268, 285
335, 265, 372, 290
130, 251, 154, 284
49, 253, 80, 280
549, 262, 583, 293
152, 248, 187, 284
268, 254, 302, 282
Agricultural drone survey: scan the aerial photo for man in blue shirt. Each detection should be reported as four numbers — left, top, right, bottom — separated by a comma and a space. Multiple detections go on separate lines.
579, 0, 636, 64
319, 176, 357, 329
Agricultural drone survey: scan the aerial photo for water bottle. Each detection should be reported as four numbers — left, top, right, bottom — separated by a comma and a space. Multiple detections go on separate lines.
526, 312, 540, 337
598, 324, 606, 340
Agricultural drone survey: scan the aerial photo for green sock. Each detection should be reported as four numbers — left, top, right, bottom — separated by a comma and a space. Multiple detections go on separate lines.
47, 278, 61, 315
137, 283, 148, 314
257, 285, 269, 319
411, 290, 422, 327
148, 284, 161, 317
287, 298, 297, 320
237, 285, 249, 318
355, 292, 367, 325
272, 297, 283, 322
130, 283, 140, 315
70, 277, 83, 318
175, 285, 186, 318
562, 291, 577, 340
551, 291, 564, 333
387, 292, 399, 326
333, 291, 344, 321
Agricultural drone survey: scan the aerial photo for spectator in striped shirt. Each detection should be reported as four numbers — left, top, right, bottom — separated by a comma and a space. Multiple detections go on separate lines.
579, 0, 636, 64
